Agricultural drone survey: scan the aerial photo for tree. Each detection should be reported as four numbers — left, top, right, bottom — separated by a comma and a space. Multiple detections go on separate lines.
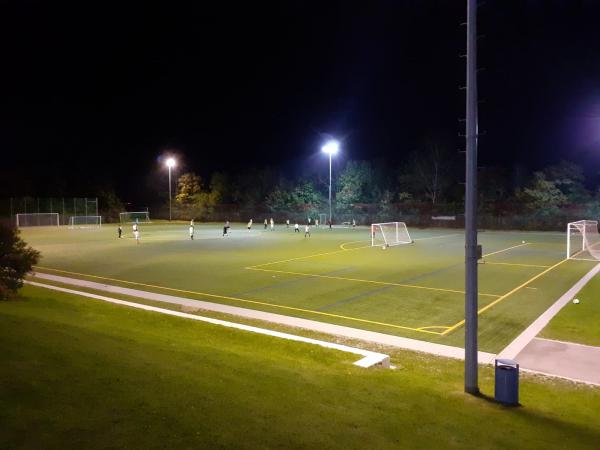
398, 144, 455, 205
336, 161, 380, 209
542, 161, 589, 203
175, 173, 203, 205
518, 172, 568, 212
0, 225, 40, 300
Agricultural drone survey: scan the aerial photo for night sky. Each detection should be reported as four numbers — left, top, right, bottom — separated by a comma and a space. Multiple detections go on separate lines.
1, 0, 600, 202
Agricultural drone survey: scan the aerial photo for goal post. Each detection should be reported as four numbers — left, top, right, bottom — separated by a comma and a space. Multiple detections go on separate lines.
371, 222, 412, 247
567, 220, 600, 260
16, 213, 60, 228
68, 216, 102, 229
319, 213, 327, 225
119, 211, 151, 224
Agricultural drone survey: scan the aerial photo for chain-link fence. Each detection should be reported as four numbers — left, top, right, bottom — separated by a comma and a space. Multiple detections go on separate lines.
0, 197, 98, 226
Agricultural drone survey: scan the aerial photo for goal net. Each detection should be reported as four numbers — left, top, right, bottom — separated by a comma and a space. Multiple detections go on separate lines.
119, 211, 151, 224
16, 213, 60, 227
567, 220, 600, 260
69, 216, 102, 229
371, 222, 412, 247
319, 213, 327, 225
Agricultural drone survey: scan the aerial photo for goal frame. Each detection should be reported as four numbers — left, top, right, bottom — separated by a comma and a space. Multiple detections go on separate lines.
371, 221, 412, 247
567, 219, 598, 260
15, 213, 60, 228
68, 215, 102, 229
119, 211, 151, 224
319, 213, 327, 225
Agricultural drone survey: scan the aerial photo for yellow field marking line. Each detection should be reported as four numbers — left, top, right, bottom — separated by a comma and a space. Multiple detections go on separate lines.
34, 266, 442, 335
482, 242, 529, 258
416, 325, 451, 332
484, 261, 551, 269
245, 266, 501, 298
248, 244, 371, 269
441, 257, 571, 336
340, 240, 370, 250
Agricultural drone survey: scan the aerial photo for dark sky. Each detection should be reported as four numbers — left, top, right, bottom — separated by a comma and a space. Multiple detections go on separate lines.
1, 0, 600, 201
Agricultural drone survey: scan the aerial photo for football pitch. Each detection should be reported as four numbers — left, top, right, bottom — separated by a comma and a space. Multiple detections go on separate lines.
22, 222, 597, 353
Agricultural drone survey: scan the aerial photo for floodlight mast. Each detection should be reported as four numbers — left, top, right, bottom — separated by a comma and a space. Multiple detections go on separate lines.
321, 140, 339, 225
166, 157, 176, 221
465, 0, 479, 395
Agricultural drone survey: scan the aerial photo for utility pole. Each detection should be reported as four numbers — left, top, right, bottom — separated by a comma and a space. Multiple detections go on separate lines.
465, 0, 479, 395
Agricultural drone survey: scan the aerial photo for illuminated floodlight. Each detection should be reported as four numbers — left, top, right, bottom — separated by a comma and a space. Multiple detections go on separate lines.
166, 157, 176, 168
321, 140, 340, 155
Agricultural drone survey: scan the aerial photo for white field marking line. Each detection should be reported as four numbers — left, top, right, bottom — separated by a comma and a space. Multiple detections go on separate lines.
482, 242, 529, 258
497, 262, 600, 360
483, 262, 551, 269
28, 273, 498, 363
412, 233, 461, 241
25, 280, 390, 369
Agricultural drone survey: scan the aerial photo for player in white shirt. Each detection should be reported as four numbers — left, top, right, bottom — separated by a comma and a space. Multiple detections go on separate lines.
304, 224, 311, 238
286, 219, 290, 228
134, 229, 140, 244
294, 223, 299, 233
247, 219, 253, 231
270, 218, 274, 230
189, 224, 194, 240
315, 219, 319, 227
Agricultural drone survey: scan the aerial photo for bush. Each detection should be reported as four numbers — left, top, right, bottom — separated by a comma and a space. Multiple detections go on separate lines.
0, 224, 40, 300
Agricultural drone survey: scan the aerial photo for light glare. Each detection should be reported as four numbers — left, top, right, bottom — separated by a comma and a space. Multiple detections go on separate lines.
166, 157, 176, 168
321, 140, 340, 155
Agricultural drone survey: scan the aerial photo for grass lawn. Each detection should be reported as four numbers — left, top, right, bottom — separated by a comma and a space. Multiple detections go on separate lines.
1, 285, 600, 449
20, 223, 598, 353
540, 272, 600, 346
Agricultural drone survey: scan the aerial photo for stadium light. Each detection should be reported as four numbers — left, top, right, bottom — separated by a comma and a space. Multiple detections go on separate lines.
165, 157, 177, 221
321, 140, 340, 224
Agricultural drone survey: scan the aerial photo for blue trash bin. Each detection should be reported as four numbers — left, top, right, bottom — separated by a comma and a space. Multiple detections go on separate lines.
495, 359, 519, 405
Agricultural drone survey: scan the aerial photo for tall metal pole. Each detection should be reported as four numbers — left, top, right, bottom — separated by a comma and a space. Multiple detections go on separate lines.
168, 166, 172, 221
465, 0, 479, 395
328, 153, 333, 223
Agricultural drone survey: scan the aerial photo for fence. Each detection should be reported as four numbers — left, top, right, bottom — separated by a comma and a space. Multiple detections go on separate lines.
0, 197, 98, 226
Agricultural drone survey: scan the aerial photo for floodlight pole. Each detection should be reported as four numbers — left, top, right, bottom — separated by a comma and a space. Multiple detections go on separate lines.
168, 165, 172, 222
328, 152, 333, 224
465, 0, 479, 395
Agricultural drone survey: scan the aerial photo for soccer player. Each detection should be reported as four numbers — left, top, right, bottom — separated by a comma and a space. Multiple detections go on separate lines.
315, 219, 319, 228
308, 217, 311, 225
132, 222, 138, 232
223, 220, 230, 237
270, 218, 274, 230
352, 218, 356, 228
247, 219, 253, 231
134, 229, 140, 244
304, 224, 311, 238
190, 218, 194, 226
294, 223, 299, 233
286, 219, 290, 228
118, 225, 122, 238
264, 219, 268, 230
189, 224, 194, 240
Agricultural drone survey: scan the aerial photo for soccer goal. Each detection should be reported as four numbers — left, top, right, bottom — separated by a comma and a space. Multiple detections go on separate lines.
68, 216, 102, 229
16, 213, 60, 227
371, 222, 412, 247
319, 213, 327, 225
567, 220, 600, 260
119, 211, 151, 224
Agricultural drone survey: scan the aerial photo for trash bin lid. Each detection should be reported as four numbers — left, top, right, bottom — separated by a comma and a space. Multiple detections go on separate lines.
496, 358, 518, 367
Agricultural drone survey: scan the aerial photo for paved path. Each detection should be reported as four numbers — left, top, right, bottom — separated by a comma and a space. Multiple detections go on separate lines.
515, 338, 600, 386
31, 272, 497, 363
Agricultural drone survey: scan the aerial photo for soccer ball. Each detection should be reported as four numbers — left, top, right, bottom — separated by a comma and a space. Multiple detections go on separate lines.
573, 298, 580, 304
522, 240, 526, 244
381, 245, 387, 250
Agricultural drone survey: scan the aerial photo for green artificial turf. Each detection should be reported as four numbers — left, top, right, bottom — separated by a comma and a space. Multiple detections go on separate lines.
20, 223, 597, 352
540, 272, 600, 346
1, 285, 600, 449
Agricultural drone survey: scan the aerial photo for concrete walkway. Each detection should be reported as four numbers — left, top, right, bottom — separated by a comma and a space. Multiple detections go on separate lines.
31, 272, 497, 363
516, 338, 600, 386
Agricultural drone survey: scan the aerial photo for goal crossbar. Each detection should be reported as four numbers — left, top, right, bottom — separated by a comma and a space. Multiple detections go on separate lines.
68, 216, 102, 229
